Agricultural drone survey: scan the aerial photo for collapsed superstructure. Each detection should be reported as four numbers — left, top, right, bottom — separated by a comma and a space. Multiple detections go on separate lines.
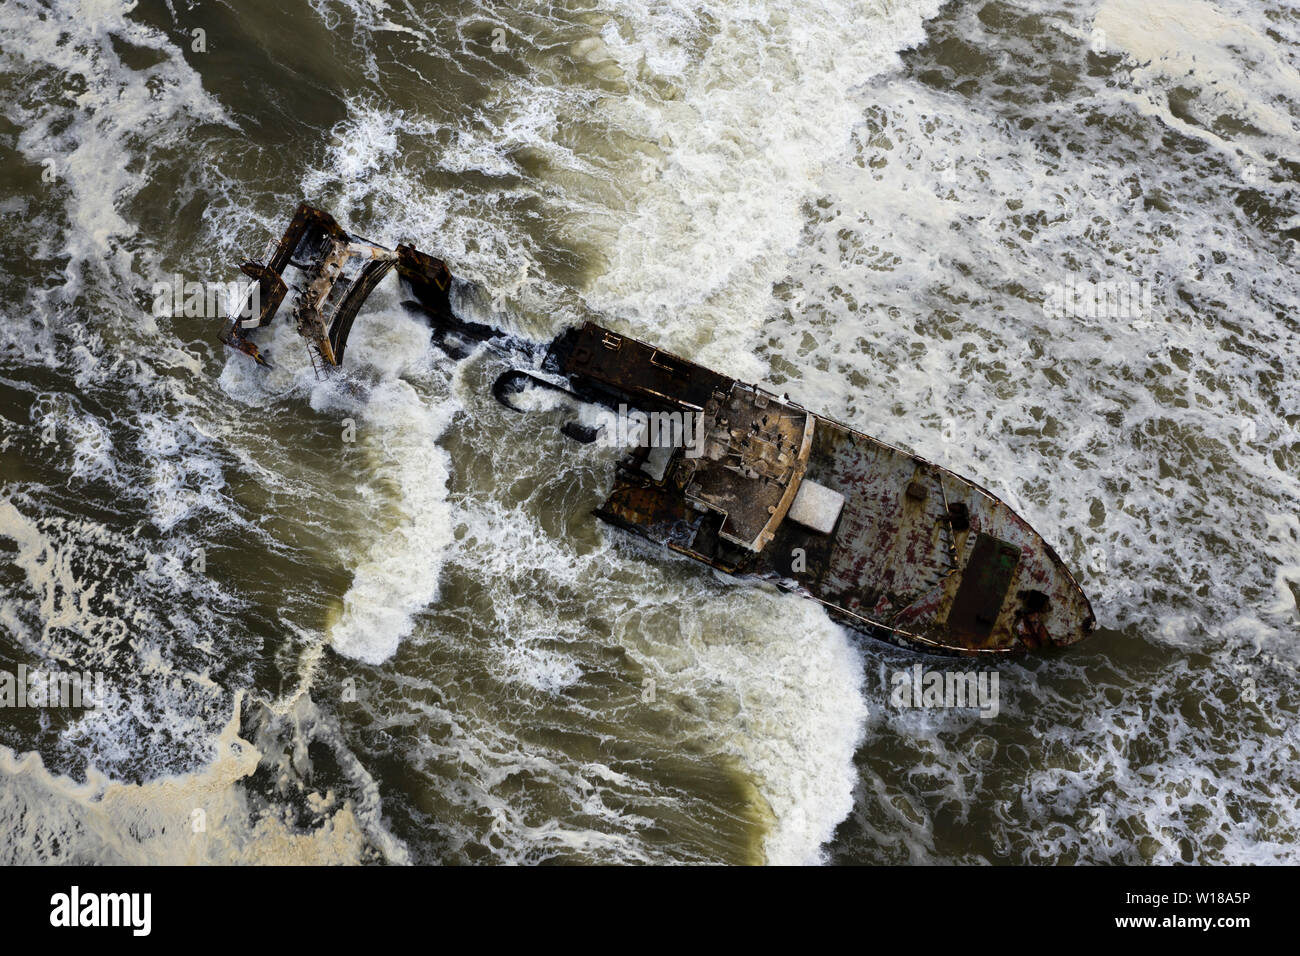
220, 203, 455, 371
221, 205, 1096, 656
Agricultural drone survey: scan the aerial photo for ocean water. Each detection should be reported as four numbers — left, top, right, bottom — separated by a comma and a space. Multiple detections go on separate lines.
0, 0, 1296, 865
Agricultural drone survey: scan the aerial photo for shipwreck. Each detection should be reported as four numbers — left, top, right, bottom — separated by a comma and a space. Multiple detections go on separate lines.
221, 204, 1096, 656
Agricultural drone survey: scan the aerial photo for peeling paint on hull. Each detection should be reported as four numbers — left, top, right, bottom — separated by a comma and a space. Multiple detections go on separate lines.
547, 322, 1096, 657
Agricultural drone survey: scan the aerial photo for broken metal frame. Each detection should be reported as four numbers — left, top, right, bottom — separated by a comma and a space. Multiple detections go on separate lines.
220, 203, 456, 372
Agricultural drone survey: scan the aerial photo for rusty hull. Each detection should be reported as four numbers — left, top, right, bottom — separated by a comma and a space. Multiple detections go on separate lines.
547, 322, 1095, 656
221, 206, 1096, 657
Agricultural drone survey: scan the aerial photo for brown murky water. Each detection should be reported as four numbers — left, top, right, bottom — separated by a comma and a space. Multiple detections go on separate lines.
0, 0, 1296, 864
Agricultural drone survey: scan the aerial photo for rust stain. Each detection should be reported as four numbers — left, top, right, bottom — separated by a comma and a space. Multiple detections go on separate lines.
220, 207, 1097, 657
